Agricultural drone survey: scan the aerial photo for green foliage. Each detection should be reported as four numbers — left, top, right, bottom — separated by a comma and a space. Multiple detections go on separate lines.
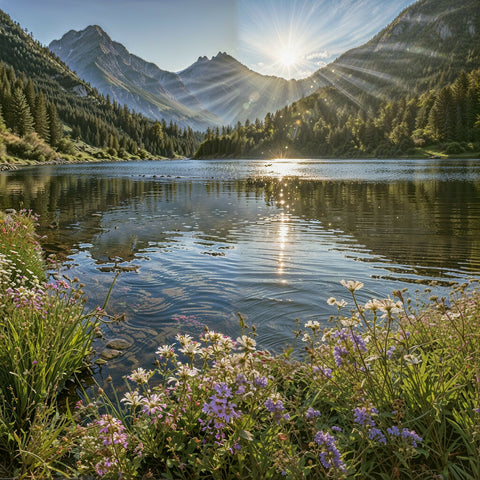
196, 68, 480, 159
5, 131, 58, 162
0, 211, 100, 477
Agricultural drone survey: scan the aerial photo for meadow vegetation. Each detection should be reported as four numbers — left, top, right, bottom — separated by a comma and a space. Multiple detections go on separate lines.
1, 210, 479, 479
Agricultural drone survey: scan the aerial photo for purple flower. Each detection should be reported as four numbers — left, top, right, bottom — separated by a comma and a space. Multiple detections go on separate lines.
333, 345, 348, 367
254, 376, 269, 388
214, 383, 232, 398
387, 425, 400, 437
368, 427, 386, 444
353, 407, 376, 427
401, 428, 422, 448
314, 431, 346, 472
386, 346, 396, 359
306, 407, 321, 419
264, 398, 290, 423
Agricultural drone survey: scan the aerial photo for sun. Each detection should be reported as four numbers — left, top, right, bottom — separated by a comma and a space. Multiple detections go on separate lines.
279, 49, 298, 68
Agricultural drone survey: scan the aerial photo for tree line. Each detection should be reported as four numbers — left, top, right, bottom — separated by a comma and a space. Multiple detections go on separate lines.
195, 69, 480, 159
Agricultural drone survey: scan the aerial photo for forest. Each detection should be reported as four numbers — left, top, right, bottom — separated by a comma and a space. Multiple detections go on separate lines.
195, 68, 480, 159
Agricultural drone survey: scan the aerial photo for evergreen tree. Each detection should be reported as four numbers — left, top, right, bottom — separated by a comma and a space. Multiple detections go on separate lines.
11, 87, 34, 136
47, 101, 62, 147
34, 91, 49, 141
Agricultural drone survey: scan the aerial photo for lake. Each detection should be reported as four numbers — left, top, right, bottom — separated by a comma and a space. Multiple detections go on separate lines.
2, 158, 480, 383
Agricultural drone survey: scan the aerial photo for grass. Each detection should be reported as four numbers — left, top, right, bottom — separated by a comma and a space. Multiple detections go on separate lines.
1, 211, 479, 478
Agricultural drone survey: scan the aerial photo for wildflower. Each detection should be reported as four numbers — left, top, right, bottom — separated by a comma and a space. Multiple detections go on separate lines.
236, 335, 256, 352
328, 297, 348, 308
403, 354, 422, 365
385, 346, 396, 359
254, 376, 269, 388
121, 391, 143, 408
353, 406, 377, 427
340, 279, 364, 292
305, 320, 321, 331
95, 415, 128, 449
179, 340, 201, 356
377, 297, 403, 315
368, 427, 386, 444
401, 428, 422, 448
265, 397, 290, 423
202, 383, 241, 427
386, 425, 400, 436
333, 345, 348, 367
314, 431, 346, 472
141, 394, 166, 416
364, 299, 383, 311
306, 407, 321, 419
173, 364, 199, 383
340, 316, 359, 327
320, 366, 332, 379
127, 367, 153, 384
156, 344, 176, 359
175, 333, 193, 347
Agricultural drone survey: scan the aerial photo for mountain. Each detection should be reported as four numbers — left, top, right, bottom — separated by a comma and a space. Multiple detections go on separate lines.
49, 27, 313, 128
49, 25, 221, 130
304, 0, 480, 108
0, 9, 200, 162
195, 0, 480, 159
178, 52, 311, 125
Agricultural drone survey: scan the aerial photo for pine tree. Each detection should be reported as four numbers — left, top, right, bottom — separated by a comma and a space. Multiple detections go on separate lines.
47, 101, 62, 147
34, 91, 49, 142
11, 87, 34, 136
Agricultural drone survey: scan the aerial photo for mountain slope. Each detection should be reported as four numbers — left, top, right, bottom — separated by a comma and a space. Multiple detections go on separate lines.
178, 52, 313, 125
0, 9, 200, 161
50, 28, 314, 127
303, 0, 480, 108
49, 26, 222, 130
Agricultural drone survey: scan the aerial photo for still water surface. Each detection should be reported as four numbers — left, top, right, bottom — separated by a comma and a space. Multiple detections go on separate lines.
1, 158, 480, 382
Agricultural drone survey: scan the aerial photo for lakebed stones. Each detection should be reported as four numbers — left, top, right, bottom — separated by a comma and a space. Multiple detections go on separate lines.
105, 338, 133, 350
98, 337, 133, 362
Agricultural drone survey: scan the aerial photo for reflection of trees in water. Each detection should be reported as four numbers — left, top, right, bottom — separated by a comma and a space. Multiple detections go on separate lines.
244, 177, 480, 274
1, 171, 479, 274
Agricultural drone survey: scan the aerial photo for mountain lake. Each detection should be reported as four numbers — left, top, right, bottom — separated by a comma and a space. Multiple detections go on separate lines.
2, 158, 480, 385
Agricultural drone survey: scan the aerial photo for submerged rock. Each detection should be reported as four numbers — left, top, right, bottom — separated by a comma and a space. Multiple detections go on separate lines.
105, 338, 132, 350
99, 348, 123, 360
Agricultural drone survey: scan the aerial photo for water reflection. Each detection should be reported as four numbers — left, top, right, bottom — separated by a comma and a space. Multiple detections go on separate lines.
1, 160, 480, 384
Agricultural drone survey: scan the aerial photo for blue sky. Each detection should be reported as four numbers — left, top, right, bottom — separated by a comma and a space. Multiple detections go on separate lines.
0, 0, 415, 79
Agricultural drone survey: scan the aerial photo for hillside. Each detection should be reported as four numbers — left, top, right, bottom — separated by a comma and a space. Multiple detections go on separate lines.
304, 0, 480, 109
0, 9, 199, 164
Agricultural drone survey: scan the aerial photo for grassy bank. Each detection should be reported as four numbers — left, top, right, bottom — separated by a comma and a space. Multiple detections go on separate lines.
0, 130, 168, 169
1, 211, 479, 479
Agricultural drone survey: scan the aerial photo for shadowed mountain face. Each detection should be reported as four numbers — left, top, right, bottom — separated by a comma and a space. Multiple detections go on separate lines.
177, 52, 314, 125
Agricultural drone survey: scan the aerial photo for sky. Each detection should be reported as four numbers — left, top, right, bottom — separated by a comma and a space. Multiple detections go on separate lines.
0, 0, 415, 79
